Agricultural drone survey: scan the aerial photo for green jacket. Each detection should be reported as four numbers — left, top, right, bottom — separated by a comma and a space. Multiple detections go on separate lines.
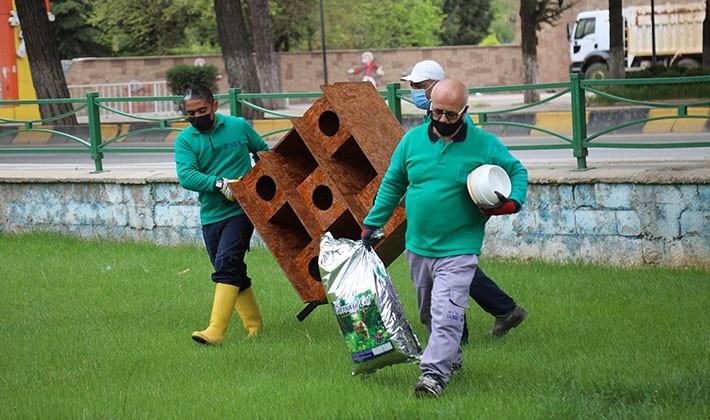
174, 113, 269, 225
364, 122, 527, 257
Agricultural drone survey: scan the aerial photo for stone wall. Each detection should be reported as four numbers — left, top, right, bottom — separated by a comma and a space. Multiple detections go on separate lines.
0, 179, 204, 247
64, 46, 524, 95
484, 181, 709, 268
1, 165, 707, 268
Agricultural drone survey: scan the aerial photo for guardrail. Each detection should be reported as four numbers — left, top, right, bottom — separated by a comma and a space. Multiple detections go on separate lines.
1, 73, 709, 172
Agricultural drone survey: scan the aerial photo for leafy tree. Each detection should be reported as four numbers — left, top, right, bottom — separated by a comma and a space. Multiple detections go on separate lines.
608, 0, 624, 79
519, 0, 573, 103
441, 0, 494, 45
272, 0, 447, 51
49, 0, 110, 59
247, 0, 285, 109
271, 0, 318, 51
213, 0, 261, 119
519, 0, 538, 102
168, 1, 220, 55
704, 1, 710, 67
14, 0, 76, 124
88, 0, 211, 56
73, 0, 469, 55
489, 0, 517, 44
317, 0, 444, 49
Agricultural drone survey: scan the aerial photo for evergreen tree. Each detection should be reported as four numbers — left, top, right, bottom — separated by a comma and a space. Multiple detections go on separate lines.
441, 0, 495, 45
50, 0, 111, 59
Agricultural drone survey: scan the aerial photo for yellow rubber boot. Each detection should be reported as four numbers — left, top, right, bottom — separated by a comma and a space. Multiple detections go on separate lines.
234, 287, 263, 338
191, 283, 240, 345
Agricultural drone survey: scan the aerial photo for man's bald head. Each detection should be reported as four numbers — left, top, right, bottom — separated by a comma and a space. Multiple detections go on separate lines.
430, 79, 468, 111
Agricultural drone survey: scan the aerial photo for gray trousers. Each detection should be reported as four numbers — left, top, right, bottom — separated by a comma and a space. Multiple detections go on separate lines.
406, 251, 478, 386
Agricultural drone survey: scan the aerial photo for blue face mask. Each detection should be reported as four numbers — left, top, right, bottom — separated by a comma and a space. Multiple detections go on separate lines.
411, 89, 431, 110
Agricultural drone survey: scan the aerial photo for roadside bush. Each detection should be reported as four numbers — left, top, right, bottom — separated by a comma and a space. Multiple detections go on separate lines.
590, 66, 710, 104
165, 64, 220, 113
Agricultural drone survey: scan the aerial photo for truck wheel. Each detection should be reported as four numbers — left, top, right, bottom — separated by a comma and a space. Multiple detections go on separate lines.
584, 63, 609, 80
675, 58, 699, 69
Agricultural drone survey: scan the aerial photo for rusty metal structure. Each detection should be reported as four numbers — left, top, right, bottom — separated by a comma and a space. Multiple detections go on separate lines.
232, 82, 406, 320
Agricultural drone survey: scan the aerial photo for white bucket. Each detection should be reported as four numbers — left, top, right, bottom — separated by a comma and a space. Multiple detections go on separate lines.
466, 165, 512, 206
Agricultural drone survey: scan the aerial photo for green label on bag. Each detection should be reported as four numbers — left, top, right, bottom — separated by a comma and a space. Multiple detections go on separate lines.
333, 290, 394, 363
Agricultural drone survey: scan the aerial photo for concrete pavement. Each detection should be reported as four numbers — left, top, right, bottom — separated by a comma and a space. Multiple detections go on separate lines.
0, 157, 707, 185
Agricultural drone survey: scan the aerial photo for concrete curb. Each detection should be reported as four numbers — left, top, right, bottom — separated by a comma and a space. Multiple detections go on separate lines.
1, 159, 708, 184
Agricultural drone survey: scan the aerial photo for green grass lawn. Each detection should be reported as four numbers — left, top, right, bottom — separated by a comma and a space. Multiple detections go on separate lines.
0, 232, 707, 419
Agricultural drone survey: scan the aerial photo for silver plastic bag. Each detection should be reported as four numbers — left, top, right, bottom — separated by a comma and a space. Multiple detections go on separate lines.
318, 232, 422, 376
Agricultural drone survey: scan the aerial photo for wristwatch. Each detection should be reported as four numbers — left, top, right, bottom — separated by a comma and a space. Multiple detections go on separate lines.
214, 178, 224, 191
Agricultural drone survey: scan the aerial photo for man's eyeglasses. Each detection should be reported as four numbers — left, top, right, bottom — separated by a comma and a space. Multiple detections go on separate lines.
430, 105, 468, 120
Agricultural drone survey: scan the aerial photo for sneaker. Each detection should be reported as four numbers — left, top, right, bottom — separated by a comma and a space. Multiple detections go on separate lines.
490, 306, 527, 338
413, 375, 444, 398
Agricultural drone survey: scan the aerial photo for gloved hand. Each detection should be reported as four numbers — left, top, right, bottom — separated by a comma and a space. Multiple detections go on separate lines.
361, 225, 383, 250
479, 191, 520, 216
217, 177, 237, 202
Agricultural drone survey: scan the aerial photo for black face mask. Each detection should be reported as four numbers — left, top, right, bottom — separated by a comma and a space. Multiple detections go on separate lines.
431, 116, 464, 137
189, 114, 214, 132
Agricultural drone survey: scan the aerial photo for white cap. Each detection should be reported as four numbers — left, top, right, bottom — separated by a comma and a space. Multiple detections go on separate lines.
400, 60, 445, 83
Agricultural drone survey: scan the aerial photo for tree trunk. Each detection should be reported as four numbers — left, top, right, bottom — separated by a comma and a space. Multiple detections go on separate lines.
14, 0, 76, 124
213, 0, 262, 120
608, 0, 625, 79
247, 0, 286, 110
520, 0, 539, 103
704, 0, 710, 67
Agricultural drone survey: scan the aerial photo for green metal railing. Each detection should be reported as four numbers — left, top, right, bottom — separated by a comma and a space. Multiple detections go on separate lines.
389, 73, 710, 170
1, 74, 708, 172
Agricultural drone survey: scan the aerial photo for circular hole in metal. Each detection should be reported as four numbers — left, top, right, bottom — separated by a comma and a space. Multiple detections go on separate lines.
318, 110, 339, 137
312, 185, 333, 211
255, 176, 276, 201
308, 256, 322, 282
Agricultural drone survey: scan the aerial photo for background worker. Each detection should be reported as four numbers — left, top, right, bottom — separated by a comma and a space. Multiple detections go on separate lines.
174, 84, 270, 345
401, 60, 527, 340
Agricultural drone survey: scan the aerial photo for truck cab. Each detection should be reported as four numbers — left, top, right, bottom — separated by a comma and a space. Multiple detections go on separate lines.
569, 10, 610, 77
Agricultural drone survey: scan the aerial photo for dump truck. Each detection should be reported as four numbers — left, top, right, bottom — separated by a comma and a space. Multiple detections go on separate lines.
568, 2, 706, 79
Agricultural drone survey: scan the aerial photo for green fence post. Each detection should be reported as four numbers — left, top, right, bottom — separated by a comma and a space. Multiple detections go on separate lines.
86, 91, 104, 172
386, 82, 402, 123
569, 73, 588, 170
229, 88, 242, 117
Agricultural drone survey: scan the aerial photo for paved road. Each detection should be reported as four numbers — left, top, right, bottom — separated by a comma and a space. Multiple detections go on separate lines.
0, 133, 707, 170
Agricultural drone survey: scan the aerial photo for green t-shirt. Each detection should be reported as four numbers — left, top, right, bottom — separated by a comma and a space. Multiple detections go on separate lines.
364, 122, 527, 257
174, 113, 270, 225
